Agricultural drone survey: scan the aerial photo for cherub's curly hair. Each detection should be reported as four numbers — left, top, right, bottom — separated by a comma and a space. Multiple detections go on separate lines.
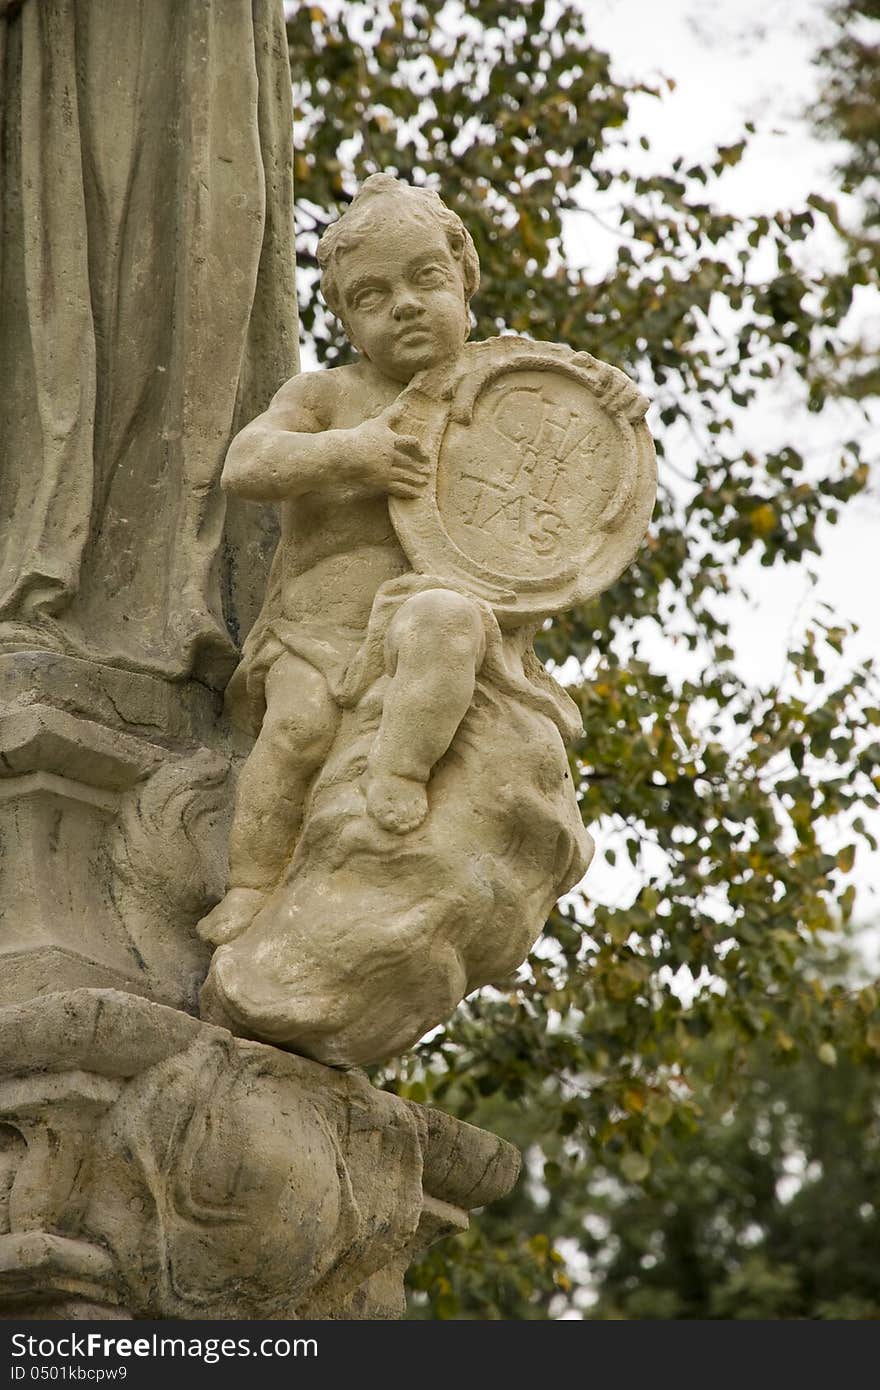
317, 174, 480, 327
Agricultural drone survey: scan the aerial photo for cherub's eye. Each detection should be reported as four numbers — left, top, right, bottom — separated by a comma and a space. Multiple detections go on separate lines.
353, 287, 384, 310
414, 265, 447, 287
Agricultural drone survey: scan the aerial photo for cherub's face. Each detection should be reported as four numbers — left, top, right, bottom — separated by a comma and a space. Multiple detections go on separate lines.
336, 216, 469, 383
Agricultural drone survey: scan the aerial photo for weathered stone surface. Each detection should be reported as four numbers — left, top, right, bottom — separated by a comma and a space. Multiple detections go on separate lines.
0, 990, 520, 1320
201, 646, 594, 1064
0, 660, 236, 1012
198, 175, 656, 1065
0, 0, 296, 1011
0, 0, 293, 686
0, 651, 224, 748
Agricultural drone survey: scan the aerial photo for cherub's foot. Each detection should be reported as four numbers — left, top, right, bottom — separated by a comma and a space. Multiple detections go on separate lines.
364, 770, 428, 834
196, 887, 266, 947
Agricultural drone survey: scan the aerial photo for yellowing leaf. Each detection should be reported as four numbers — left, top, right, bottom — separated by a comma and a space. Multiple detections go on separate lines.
836, 844, 856, 872
749, 503, 777, 536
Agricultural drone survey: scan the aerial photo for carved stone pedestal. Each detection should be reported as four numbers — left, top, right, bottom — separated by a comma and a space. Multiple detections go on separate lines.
0, 653, 522, 1319
1, 9, 529, 1321
0, 989, 519, 1320
0, 651, 233, 1014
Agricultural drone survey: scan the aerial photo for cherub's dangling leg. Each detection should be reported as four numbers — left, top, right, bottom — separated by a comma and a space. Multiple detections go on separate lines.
198, 654, 339, 944
364, 589, 487, 833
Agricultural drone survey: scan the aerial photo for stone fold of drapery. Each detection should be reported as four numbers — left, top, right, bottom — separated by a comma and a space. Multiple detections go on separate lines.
0, 0, 296, 687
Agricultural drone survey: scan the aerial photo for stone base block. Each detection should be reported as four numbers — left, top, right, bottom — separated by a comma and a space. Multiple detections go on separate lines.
0, 989, 520, 1320
0, 652, 237, 1014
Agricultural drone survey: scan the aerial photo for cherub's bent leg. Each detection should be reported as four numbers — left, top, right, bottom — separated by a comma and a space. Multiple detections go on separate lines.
198, 654, 338, 944
365, 589, 487, 833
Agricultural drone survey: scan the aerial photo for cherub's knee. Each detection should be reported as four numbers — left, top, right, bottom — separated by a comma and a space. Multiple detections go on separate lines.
262, 658, 337, 760
387, 589, 487, 669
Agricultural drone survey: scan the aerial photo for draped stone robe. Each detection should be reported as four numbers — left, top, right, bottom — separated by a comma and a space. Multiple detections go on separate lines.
0, 0, 296, 685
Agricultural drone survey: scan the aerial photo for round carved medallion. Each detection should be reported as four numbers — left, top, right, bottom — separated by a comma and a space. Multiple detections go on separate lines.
389, 337, 656, 622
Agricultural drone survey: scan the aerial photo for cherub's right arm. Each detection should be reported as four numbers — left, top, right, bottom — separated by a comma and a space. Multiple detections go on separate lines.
221, 373, 346, 501
223, 370, 431, 502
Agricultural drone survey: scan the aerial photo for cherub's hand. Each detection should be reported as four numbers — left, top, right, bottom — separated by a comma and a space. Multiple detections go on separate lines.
343, 410, 431, 498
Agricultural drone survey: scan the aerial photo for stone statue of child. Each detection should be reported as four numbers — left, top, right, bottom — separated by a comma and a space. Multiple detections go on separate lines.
199, 175, 491, 946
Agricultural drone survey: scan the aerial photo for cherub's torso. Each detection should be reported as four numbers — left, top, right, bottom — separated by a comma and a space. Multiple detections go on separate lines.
279, 361, 409, 630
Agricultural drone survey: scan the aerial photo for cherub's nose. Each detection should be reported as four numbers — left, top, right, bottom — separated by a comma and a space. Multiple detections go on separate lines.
391, 292, 423, 322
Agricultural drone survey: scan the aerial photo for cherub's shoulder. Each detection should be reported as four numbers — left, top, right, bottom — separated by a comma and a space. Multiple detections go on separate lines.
267, 366, 333, 415
267, 362, 364, 427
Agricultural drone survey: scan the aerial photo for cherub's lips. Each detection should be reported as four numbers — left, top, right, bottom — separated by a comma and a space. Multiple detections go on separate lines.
397, 326, 431, 343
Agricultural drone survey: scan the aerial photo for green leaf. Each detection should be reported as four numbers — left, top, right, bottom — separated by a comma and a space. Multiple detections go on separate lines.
620, 1151, 651, 1183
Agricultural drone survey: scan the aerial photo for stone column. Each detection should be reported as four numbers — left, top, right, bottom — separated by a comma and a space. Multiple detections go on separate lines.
0, 0, 518, 1318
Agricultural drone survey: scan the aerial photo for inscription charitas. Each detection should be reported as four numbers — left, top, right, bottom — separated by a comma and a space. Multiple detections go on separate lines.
437, 370, 622, 580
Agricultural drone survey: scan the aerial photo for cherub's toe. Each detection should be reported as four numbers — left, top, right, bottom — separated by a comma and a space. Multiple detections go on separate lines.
197, 887, 266, 946
365, 772, 428, 834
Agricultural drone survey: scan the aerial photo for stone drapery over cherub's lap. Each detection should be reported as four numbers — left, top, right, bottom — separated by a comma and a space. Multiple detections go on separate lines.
196, 174, 656, 1066
226, 571, 584, 742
